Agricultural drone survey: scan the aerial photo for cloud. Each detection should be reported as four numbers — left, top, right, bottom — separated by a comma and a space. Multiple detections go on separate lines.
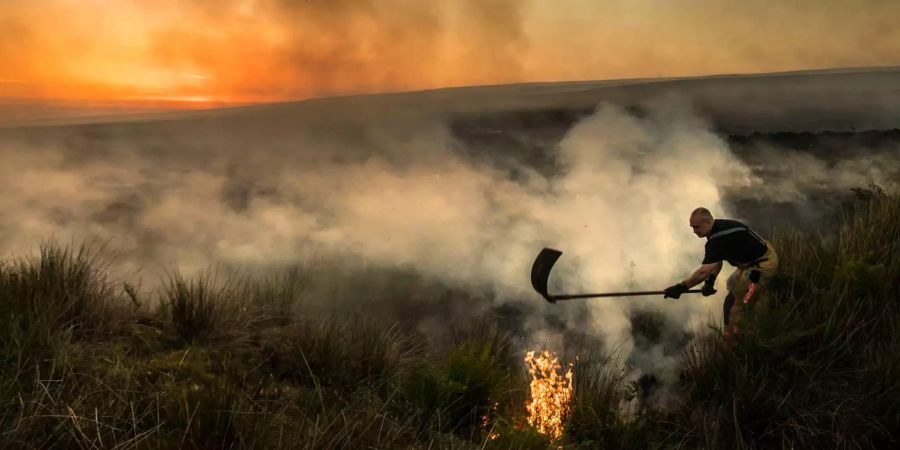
3, 1, 900, 101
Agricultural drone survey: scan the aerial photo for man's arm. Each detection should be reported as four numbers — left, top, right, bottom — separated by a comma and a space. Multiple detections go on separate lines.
681, 261, 723, 288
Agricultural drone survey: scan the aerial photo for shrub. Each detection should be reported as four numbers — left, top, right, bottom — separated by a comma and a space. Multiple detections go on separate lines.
265, 316, 421, 390
565, 352, 634, 447
161, 271, 240, 344
404, 323, 517, 437
662, 191, 900, 448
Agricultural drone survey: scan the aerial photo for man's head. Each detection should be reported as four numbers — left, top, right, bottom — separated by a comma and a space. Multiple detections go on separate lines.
690, 207, 714, 238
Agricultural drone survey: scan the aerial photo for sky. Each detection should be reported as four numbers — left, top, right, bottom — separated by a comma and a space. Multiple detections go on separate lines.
2, 0, 900, 105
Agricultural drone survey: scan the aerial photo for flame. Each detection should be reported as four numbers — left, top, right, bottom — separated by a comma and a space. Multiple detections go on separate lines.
524, 350, 574, 440
481, 402, 500, 440
481, 413, 499, 440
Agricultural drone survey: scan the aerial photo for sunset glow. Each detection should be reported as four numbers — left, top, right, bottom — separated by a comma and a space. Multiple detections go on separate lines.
3, 0, 900, 106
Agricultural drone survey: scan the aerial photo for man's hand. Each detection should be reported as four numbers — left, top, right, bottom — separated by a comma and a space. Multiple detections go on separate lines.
663, 282, 689, 299
701, 274, 717, 297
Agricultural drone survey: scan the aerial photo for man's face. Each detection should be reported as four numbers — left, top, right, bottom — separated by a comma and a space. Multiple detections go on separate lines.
690, 216, 712, 238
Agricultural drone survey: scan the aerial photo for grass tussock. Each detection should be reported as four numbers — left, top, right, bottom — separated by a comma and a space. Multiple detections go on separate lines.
665, 189, 900, 449
1, 190, 898, 448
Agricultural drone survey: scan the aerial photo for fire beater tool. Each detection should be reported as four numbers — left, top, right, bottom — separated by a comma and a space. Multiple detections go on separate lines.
530, 247, 702, 303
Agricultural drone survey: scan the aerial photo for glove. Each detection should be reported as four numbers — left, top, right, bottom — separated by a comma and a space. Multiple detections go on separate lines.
702, 274, 717, 297
748, 269, 761, 284
663, 282, 689, 299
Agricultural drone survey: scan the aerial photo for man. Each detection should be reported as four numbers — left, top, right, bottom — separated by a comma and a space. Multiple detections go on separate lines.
662, 207, 779, 337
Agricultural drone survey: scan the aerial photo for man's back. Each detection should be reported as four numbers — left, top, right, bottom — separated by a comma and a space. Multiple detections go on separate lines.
703, 219, 768, 266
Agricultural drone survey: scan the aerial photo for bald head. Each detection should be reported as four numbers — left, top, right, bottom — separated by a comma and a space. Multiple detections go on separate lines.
691, 207, 713, 222
689, 207, 714, 238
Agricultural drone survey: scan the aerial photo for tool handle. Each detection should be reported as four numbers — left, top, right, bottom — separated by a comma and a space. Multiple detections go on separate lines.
551, 289, 703, 301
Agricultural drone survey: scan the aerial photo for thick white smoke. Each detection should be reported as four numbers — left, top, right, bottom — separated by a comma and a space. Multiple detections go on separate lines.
530, 99, 751, 354
0, 96, 751, 355
2, 92, 894, 376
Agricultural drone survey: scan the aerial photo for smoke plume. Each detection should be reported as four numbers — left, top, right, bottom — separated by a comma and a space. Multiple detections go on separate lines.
1, 88, 897, 387
3, 0, 900, 102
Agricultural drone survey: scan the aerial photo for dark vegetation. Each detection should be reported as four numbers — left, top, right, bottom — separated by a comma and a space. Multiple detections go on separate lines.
1, 189, 898, 449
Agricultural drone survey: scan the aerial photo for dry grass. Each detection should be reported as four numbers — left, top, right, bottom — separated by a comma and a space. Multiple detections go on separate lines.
1, 190, 898, 448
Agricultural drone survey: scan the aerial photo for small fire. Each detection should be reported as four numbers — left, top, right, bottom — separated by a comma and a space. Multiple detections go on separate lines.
481, 402, 500, 440
524, 350, 574, 440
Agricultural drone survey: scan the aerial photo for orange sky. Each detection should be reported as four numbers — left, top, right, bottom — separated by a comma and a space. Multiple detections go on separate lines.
2, 0, 900, 105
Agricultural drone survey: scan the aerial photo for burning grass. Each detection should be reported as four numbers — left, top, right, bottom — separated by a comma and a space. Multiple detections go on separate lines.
524, 350, 573, 440
1, 190, 898, 448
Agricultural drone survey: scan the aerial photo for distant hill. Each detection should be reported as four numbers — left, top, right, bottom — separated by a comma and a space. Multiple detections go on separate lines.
3, 66, 900, 133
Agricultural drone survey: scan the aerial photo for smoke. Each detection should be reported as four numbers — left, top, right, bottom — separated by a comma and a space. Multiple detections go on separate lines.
170, 0, 530, 96
4, 1, 900, 102
0, 95, 733, 347
0, 0, 531, 101
1, 90, 898, 389
735, 147, 900, 203
719, 130, 900, 232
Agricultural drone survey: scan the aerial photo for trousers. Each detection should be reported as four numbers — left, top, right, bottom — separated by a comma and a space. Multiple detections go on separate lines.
723, 241, 779, 332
